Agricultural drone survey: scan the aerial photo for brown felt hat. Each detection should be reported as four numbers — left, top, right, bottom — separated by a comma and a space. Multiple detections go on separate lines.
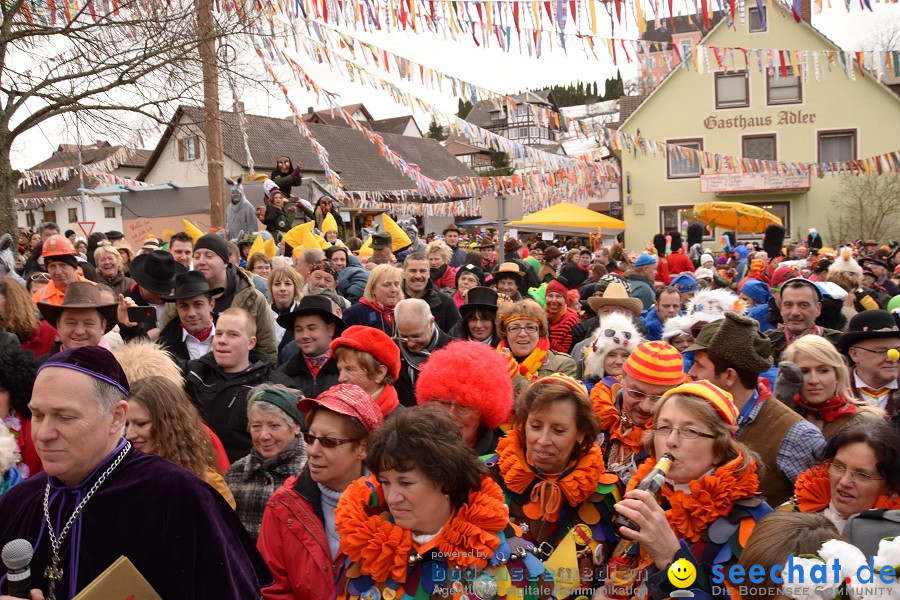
687, 312, 773, 374
37, 281, 118, 333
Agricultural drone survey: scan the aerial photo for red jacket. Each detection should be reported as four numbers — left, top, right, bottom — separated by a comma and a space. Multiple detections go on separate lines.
257, 469, 344, 600
21, 320, 57, 357
667, 250, 695, 275
655, 257, 672, 285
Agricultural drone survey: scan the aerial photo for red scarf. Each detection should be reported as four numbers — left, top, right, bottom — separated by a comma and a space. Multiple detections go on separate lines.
182, 320, 213, 343
794, 393, 858, 422
784, 325, 824, 345
373, 384, 399, 416
359, 297, 394, 327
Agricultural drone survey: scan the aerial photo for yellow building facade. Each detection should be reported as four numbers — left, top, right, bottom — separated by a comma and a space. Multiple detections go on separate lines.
619, 6, 900, 250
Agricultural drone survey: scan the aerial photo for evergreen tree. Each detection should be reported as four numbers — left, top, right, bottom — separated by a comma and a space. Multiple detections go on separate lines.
457, 98, 474, 119
426, 119, 447, 141
482, 147, 514, 176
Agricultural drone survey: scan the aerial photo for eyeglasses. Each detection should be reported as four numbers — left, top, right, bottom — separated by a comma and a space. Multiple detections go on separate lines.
827, 460, 884, 484
653, 425, 716, 440
431, 400, 480, 421
622, 386, 663, 403
302, 432, 362, 449
600, 329, 632, 340
29, 272, 51, 282
853, 346, 900, 357
507, 324, 539, 335
396, 331, 431, 344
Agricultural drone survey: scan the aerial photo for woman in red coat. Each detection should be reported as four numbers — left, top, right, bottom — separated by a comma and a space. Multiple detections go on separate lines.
0, 276, 56, 357
256, 384, 383, 600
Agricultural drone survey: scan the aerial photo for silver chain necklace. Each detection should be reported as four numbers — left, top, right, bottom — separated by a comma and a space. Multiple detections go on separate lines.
41, 442, 131, 600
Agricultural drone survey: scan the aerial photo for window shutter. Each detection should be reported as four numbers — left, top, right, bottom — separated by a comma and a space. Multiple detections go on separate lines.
178, 138, 185, 161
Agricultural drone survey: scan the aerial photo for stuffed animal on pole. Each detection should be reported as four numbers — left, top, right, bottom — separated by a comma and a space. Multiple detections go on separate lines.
687, 223, 704, 265
225, 175, 258, 242
763, 224, 786, 260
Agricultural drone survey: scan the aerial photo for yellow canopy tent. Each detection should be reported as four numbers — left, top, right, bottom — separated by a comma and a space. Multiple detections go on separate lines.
507, 202, 626, 236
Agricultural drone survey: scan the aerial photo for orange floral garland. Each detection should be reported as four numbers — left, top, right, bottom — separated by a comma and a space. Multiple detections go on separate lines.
496, 429, 608, 522
334, 474, 509, 584
626, 453, 760, 543
793, 463, 900, 513
590, 380, 648, 454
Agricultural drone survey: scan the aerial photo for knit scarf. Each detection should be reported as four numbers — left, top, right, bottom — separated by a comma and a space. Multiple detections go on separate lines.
371, 384, 399, 416
498, 338, 550, 381
627, 452, 760, 543
592, 380, 648, 457
794, 393, 858, 422
496, 429, 609, 523
792, 463, 900, 513
359, 297, 394, 327
784, 324, 825, 345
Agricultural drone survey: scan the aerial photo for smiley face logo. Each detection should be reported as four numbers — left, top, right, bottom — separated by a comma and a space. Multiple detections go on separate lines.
667, 558, 696, 589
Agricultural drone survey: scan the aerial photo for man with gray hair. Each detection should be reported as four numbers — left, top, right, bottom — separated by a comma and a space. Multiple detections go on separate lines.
0, 346, 271, 598
294, 247, 324, 281
393, 298, 452, 407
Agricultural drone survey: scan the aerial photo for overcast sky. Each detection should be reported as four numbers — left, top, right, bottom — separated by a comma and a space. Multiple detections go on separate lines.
10, 4, 898, 170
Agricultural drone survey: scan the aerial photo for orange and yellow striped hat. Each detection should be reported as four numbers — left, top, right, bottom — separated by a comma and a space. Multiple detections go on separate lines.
661, 380, 738, 428
622, 341, 687, 387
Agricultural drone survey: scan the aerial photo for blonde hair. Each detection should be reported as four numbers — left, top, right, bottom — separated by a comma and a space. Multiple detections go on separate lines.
363, 264, 403, 304
0, 277, 39, 341
113, 339, 183, 382
267, 266, 303, 303
93, 244, 123, 269
497, 299, 549, 340
783, 335, 855, 402
426, 239, 452, 265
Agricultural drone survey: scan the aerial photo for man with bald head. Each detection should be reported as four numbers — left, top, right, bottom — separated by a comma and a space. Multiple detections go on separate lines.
393, 298, 452, 407
0, 346, 270, 599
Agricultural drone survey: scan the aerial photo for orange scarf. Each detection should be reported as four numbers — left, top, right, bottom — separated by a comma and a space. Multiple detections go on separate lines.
496, 429, 610, 522
792, 463, 900, 513
591, 379, 648, 455
335, 474, 509, 584
498, 338, 550, 381
627, 452, 760, 543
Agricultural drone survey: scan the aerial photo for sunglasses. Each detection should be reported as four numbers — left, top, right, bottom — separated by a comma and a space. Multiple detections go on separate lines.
600, 329, 632, 339
302, 432, 361, 449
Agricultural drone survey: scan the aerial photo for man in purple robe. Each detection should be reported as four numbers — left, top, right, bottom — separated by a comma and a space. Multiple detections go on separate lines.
0, 346, 271, 600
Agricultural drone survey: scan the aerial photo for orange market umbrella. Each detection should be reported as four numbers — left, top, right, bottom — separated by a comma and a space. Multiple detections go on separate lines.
692, 201, 782, 234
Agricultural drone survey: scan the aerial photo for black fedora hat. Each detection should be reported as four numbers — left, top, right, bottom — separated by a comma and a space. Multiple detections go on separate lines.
129, 251, 187, 296
838, 310, 900, 354
163, 271, 224, 302
277, 294, 346, 335
460, 286, 499, 312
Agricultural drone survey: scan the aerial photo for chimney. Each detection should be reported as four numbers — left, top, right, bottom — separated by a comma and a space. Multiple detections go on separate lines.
799, 0, 811, 23
307, 107, 314, 114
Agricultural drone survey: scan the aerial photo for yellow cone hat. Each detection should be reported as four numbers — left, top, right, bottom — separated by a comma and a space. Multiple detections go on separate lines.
283, 223, 320, 251
263, 238, 277, 258
322, 212, 339, 234
181, 219, 205, 244
381, 213, 412, 252
248, 235, 265, 258
358, 235, 373, 257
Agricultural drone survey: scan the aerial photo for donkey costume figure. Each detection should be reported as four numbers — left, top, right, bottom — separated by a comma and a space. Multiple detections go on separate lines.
225, 175, 258, 242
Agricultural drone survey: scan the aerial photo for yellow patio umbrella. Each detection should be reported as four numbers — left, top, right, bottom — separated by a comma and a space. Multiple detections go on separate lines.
692, 201, 782, 234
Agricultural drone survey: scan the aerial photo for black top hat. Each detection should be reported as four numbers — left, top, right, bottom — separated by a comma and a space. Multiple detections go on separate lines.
276, 294, 347, 335
460, 287, 499, 313
37, 281, 119, 333
860, 257, 890, 271
838, 310, 900, 353
129, 251, 187, 296
163, 271, 224, 302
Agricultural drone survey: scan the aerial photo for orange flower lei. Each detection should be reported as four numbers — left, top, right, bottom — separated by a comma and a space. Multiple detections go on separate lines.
334, 474, 509, 584
793, 463, 900, 513
590, 379, 647, 454
626, 453, 760, 543
496, 429, 608, 522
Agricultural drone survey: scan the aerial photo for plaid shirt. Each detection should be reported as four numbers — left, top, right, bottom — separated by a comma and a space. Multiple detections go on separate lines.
741, 397, 826, 482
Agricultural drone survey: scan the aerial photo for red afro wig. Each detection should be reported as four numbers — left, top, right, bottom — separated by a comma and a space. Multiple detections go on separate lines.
414, 340, 513, 429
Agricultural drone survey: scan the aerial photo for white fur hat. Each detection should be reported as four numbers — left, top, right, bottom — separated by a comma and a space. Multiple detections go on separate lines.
662, 315, 694, 341
684, 289, 748, 329
0, 424, 18, 475
828, 247, 863, 278
584, 312, 644, 379
700, 253, 714, 266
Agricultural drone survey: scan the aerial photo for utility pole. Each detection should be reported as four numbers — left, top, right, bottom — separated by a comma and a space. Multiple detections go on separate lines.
196, 0, 225, 229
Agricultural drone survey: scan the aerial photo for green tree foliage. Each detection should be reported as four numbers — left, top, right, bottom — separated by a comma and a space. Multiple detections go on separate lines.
480, 146, 514, 177
426, 119, 447, 141
457, 98, 474, 119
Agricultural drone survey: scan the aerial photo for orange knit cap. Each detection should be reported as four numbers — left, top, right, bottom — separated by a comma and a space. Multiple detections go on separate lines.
661, 380, 738, 428
622, 341, 686, 387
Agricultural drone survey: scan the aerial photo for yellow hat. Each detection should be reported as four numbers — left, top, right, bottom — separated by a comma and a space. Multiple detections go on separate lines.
263, 238, 277, 258
248, 235, 265, 258
381, 213, 412, 252
182, 220, 205, 244
358, 235, 373, 258
661, 380, 738, 428
322, 212, 339, 234
283, 223, 319, 251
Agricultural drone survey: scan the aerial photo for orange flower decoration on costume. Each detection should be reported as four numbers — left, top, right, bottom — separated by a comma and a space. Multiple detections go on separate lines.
627, 452, 759, 543
496, 429, 607, 522
793, 462, 900, 513
590, 379, 648, 454
335, 475, 508, 584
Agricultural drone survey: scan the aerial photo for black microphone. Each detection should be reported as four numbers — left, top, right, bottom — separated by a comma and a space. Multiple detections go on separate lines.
1, 539, 33, 598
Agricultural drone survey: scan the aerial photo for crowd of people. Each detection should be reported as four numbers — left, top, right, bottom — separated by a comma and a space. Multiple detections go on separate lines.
0, 201, 899, 600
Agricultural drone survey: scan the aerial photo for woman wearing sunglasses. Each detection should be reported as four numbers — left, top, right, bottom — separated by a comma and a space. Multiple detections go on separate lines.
789, 421, 900, 534
257, 384, 382, 600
